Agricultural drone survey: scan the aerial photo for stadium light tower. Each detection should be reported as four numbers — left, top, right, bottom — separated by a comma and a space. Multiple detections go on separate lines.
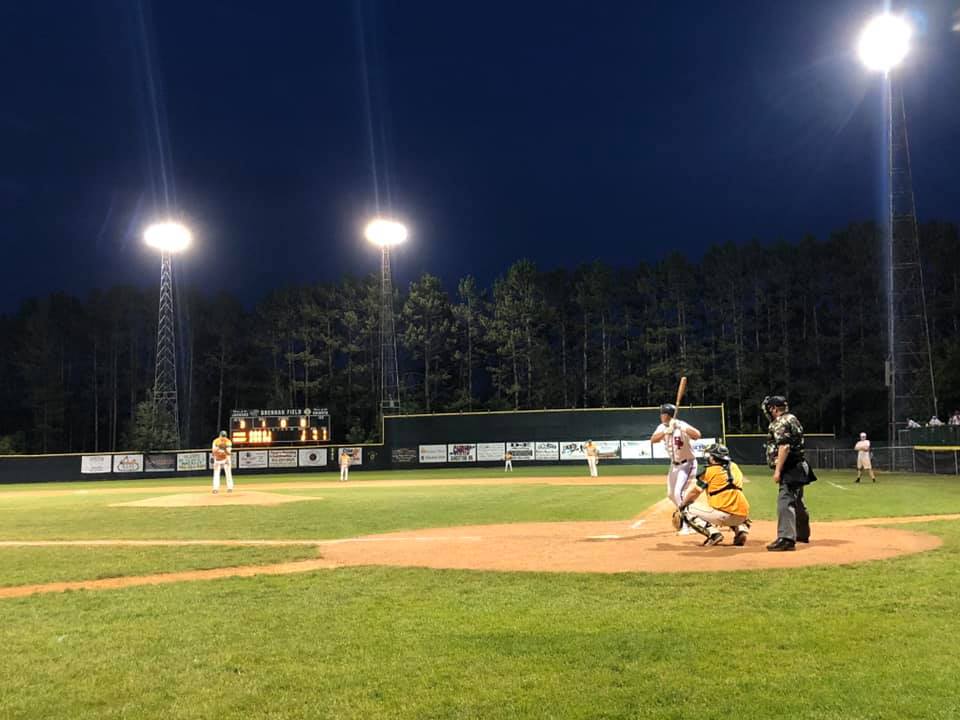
857, 14, 938, 449
144, 221, 191, 448
365, 218, 407, 416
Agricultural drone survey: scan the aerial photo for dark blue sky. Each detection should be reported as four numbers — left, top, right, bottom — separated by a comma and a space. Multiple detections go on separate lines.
3, 1, 959, 311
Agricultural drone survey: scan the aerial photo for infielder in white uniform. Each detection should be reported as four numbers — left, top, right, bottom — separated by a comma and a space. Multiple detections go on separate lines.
854, 432, 876, 483
211, 430, 234, 493
339, 449, 353, 482
585, 441, 599, 477
650, 403, 702, 533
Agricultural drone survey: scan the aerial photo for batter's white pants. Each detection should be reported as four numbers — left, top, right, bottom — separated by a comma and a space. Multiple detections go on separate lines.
340, 465, 349, 481
667, 459, 697, 507
212, 461, 233, 492
587, 457, 598, 477
504, 460, 512, 472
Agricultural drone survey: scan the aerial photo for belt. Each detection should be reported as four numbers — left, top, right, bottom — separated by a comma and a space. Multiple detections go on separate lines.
673, 459, 691, 466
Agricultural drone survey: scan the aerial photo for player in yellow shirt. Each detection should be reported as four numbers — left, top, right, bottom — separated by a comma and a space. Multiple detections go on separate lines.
675, 443, 751, 547
211, 430, 234, 493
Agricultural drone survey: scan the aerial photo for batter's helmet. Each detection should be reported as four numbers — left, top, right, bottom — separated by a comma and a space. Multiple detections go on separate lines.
703, 443, 731, 463
659, 403, 677, 417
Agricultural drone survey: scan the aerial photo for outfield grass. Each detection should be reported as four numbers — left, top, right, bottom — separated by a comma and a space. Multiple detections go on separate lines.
0, 467, 958, 719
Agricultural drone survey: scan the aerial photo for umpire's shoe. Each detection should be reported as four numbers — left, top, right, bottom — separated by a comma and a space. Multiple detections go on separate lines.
766, 538, 796, 552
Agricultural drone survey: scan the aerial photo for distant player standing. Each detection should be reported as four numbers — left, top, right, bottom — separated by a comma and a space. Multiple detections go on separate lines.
211, 430, 234, 494
650, 403, 702, 533
339, 449, 353, 482
504, 450, 513, 472
854, 432, 876, 483
585, 440, 599, 477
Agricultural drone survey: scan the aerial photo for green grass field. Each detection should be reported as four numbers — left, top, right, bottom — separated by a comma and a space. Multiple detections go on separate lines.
1, 465, 959, 719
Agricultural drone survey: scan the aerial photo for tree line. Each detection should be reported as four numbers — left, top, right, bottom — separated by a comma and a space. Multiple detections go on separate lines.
2, 221, 959, 454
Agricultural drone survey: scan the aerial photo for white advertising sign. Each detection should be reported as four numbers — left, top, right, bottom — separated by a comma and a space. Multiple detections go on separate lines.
692, 438, 717, 457
238, 450, 268, 469
595, 440, 621, 460
477, 442, 506, 462
447, 443, 477, 462
338, 448, 363, 466
506, 441, 534, 461
560, 441, 586, 461
621, 440, 653, 460
176, 452, 207, 472
298, 448, 328, 467
268, 449, 299, 468
534, 441, 559, 461
419, 444, 447, 463
81, 455, 113, 474
112, 454, 143, 473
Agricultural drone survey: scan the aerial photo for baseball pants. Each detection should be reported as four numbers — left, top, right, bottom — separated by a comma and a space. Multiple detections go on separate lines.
587, 457, 598, 477
776, 481, 810, 541
504, 460, 512, 472
667, 459, 697, 507
340, 465, 349, 481
212, 461, 233, 492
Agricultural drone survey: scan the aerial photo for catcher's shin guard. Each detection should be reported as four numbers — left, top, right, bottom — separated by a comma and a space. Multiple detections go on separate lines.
680, 510, 716, 539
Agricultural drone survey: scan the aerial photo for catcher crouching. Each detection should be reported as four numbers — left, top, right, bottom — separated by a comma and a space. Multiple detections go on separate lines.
673, 443, 751, 547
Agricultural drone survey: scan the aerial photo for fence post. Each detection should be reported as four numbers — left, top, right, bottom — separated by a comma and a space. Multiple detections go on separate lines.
933, 451, 937, 475
912, 449, 916, 473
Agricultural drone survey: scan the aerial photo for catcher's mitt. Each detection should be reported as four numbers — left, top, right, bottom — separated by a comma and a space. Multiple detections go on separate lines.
671, 508, 684, 532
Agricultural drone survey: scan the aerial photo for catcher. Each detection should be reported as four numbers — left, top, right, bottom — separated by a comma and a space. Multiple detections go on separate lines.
211, 430, 234, 494
673, 443, 751, 547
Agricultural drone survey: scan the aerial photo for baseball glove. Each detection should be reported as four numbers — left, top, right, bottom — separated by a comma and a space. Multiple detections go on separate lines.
213, 447, 228, 462
671, 508, 684, 532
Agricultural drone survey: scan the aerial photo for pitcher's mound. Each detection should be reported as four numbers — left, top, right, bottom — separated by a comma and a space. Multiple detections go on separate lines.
111, 491, 323, 508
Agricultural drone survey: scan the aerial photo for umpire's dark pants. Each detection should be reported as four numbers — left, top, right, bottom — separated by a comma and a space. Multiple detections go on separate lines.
776, 470, 810, 542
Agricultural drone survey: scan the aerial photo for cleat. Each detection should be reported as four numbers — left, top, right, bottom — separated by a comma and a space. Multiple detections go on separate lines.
212, 490, 218, 494
703, 533, 723, 547
227, 489, 233, 493
734, 530, 748, 546
766, 538, 796, 552
677, 526, 696, 536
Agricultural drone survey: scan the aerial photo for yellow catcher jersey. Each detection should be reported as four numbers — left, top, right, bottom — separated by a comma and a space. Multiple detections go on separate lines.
695, 462, 750, 517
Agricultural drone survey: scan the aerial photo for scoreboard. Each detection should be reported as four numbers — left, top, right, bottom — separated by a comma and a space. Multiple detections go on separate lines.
230, 408, 331, 446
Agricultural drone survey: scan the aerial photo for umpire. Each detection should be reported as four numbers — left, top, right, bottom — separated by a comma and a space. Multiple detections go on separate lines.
763, 395, 815, 551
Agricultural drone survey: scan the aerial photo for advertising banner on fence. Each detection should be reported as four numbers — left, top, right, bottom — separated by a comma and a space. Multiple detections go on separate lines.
391, 447, 417, 464
506, 441, 534, 461
560, 441, 586, 461
447, 443, 477, 462
595, 440, 621, 460
238, 450, 268, 469
112, 454, 143, 473
338, 448, 363, 466
177, 452, 207, 472
144, 453, 176, 472
81, 455, 112, 474
298, 448, 328, 467
419, 444, 447, 463
268, 449, 298, 468
621, 440, 653, 460
477, 442, 506, 462
692, 438, 717, 457
534, 441, 559, 461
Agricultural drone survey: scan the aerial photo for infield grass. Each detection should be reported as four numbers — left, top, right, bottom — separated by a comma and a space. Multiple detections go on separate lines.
0, 466, 958, 719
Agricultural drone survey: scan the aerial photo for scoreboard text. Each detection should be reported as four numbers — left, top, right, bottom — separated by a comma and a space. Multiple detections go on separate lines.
230, 408, 331, 446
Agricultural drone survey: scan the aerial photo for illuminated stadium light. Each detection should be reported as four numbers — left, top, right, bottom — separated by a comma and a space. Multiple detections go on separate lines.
858, 14, 911, 73
144, 221, 192, 253
364, 218, 408, 247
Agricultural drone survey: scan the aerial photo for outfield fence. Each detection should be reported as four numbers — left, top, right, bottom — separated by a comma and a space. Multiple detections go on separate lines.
807, 446, 960, 476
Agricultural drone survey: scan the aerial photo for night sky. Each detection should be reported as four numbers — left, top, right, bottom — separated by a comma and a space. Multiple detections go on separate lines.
3, 1, 960, 312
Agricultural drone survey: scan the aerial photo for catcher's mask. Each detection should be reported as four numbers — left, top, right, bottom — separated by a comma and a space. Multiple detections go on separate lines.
704, 443, 731, 464
660, 403, 677, 418
761, 395, 787, 422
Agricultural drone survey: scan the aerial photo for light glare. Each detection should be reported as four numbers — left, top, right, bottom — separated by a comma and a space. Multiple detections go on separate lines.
858, 14, 911, 72
364, 218, 408, 247
144, 221, 192, 253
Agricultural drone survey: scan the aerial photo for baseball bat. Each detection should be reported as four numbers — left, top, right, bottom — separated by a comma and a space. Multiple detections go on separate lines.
674, 376, 687, 419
